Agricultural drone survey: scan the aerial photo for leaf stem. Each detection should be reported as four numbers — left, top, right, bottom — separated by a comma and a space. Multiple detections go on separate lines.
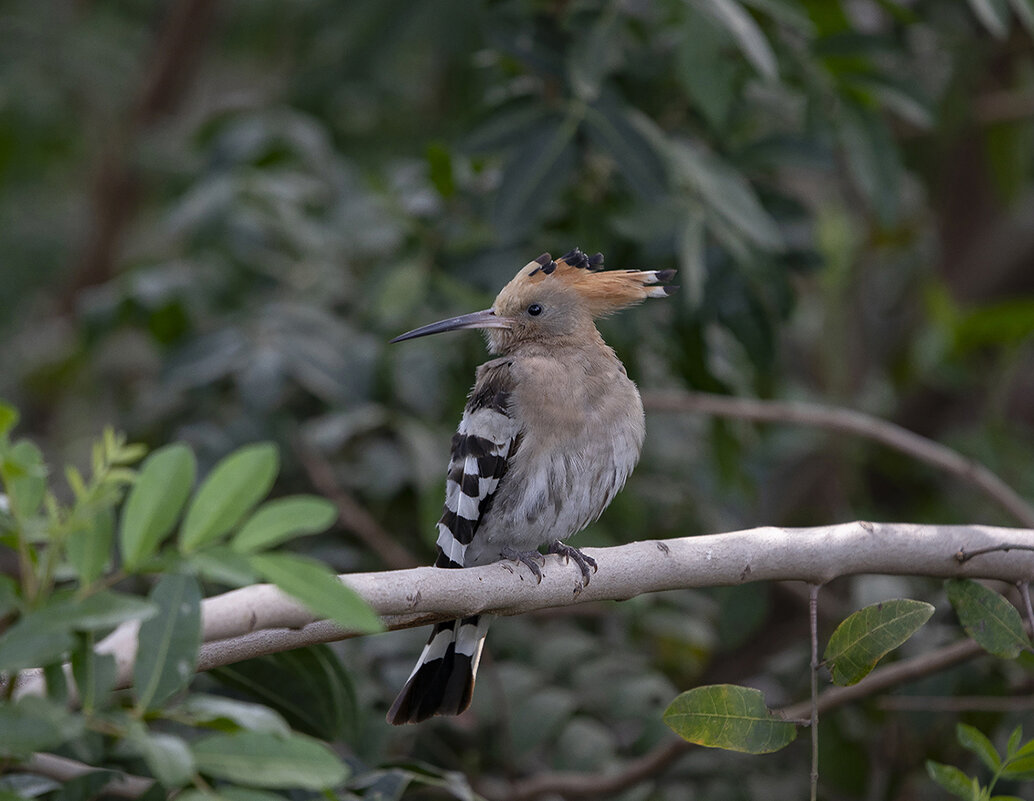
1019, 582, 1034, 636
957, 543, 1034, 562
809, 583, 820, 801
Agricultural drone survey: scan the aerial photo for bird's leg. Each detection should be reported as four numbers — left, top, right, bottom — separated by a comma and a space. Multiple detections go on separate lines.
548, 540, 597, 585
501, 546, 546, 583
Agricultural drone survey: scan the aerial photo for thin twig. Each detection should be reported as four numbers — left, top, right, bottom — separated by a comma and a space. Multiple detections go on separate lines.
643, 390, 1034, 528
877, 694, 1034, 712
29, 633, 994, 801
809, 584, 820, 801
485, 634, 993, 801
1019, 582, 1034, 636
957, 543, 1034, 562
65, 0, 219, 309
292, 436, 420, 570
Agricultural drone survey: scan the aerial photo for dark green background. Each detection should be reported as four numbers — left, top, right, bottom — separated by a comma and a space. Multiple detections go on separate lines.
1, 1, 1033, 797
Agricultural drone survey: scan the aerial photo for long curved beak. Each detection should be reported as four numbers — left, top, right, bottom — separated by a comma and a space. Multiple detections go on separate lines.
389, 308, 510, 343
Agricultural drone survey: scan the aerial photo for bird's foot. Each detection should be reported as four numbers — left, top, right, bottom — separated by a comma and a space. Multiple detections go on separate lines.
501, 546, 546, 583
548, 540, 597, 586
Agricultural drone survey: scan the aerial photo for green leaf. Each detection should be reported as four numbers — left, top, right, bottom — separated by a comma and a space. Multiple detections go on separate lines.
0, 696, 82, 757
231, 496, 337, 553
188, 547, 258, 587
968, 0, 1012, 38
169, 791, 284, 801
180, 443, 278, 552
0, 614, 74, 672
675, 7, 738, 131
848, 73, 935, 129
120, 444, 196, 569
837, 103, 902, 226
425, 142, 455, 198
217, 789, 288, 801
3, 440, 47, 518
65, 465, 87, 500
168, 792, 213, 801
492, 115, 578, 242
1001, 757, 1034, 780
134, 573, 201, 710
1009, 0, 1034, 34
66, 508, 114, 587
0, 787, 51, 801
45, 590, 157, 632
669, 138, 783, 251
126, 726, 195, 788
210, 645, 357, 740
925, 761, 979, 800
464, 100, 554, 154
0, 402, 18, 437
71, 633, 117, 713
1006, 725, 1023, 757
1009, 737, 1034, 765
0, 773, 63, 799
953, 299, 1034, 352
248, 552, 382, 634
677, 209, 707, 311
0, 575, 19, 620
823, 599, 934, 685
584, 95, 668, 201
567, 7, 622, 102
956, 723, 1001, 773
945, 579, 1031, 658
177, 693, 290, 735
43, 662, 69, 706
662, 684, 797, 754
191, 731, 348, 789
50, 772, 115, 801
742, 0, 816, 33
694, 0, 778, 79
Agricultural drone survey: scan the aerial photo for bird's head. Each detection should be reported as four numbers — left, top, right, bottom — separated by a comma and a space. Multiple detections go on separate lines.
390, 249, 677, 353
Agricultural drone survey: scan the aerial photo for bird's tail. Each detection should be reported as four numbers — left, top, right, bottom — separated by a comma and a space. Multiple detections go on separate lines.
386, 614, 492, 725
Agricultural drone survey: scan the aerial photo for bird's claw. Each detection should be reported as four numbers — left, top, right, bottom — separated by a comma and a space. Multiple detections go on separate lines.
501, 546, 546, 583
548, 540, 597, 586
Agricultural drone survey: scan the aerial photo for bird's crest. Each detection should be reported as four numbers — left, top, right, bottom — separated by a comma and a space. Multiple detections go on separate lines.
502, 248, 677, 318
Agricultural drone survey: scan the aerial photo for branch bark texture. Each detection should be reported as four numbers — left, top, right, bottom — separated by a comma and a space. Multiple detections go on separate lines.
14, 522, 1033, 699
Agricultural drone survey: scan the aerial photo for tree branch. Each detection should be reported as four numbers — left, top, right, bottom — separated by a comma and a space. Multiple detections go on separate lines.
12, 525, 1034, 800
642, 390, 1034, 528
66, 0, 219, 309
11, 522, 1033, 700
486, 631, 1000, 800
19, 626, 997, 801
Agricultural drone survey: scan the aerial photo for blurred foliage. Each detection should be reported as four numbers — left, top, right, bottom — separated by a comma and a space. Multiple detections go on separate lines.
2, 0, 1034, 798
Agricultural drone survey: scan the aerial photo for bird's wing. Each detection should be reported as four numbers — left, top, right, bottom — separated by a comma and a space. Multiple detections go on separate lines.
434, 359, 518, 569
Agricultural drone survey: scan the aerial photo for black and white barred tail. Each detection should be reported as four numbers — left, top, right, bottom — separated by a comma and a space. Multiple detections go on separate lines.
385, 614, 491, 724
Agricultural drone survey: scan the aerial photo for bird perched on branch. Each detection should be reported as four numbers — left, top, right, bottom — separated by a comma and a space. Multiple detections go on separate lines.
386, 248, 676, 724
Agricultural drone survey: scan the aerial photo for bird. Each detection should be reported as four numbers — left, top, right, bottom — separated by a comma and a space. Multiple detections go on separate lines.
385, 248, 676, 725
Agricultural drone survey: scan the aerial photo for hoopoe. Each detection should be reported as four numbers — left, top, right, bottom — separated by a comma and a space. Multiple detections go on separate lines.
386, 248, 676, 725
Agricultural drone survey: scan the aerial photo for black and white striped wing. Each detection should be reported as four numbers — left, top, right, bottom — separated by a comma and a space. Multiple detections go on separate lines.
434, 372, 517, 569
386, 365, 516, 724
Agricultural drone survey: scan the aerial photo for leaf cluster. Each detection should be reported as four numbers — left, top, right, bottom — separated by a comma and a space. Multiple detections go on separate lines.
927, 723, 1034, 801
663, 580, 1033, 798
0, 402, 395, 800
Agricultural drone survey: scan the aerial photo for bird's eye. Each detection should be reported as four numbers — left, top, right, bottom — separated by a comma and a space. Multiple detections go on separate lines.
527, 303, 543, 316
